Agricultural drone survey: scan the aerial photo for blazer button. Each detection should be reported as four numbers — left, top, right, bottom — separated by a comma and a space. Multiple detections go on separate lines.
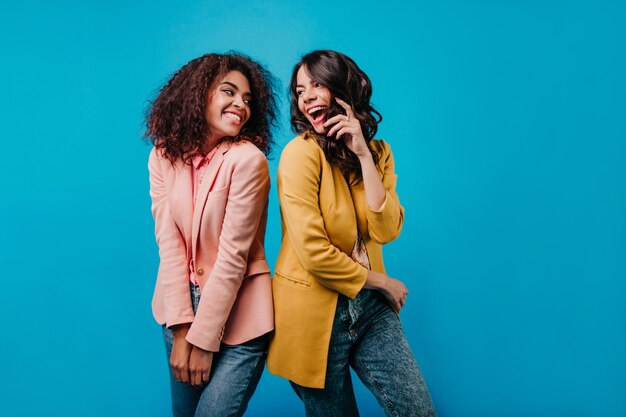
197, 268, 204, 275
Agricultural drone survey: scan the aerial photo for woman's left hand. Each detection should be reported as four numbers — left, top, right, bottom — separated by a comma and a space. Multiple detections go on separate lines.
189, 345, 213, 388
324, 97, 370, 159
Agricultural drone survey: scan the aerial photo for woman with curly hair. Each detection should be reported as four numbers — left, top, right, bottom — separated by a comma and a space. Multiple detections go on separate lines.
267, 50, 437, 417
145, 52, 278, 417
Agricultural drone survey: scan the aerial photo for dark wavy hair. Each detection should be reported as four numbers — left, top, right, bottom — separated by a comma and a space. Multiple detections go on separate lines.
290, 50, 382, 183
145, 52, 279, 163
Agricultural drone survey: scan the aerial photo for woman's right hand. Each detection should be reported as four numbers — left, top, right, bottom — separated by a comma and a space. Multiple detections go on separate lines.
380, 276, 409, 312
170, 323, 193, 384
364, 270, 408, 312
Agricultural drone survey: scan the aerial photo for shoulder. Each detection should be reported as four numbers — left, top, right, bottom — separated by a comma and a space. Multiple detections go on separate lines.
369, 139, 395, 170
280, 133, 323, 164
148, 146, 166, 171
369, 138, 392, 157
148, 146, 187, 174
148, 146, 161, 162
278, 134, 328, 186
224, 141, 269, 175
225, 141, 267, 163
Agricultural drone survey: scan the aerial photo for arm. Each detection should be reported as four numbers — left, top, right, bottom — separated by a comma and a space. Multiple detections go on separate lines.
148, 148, 194, 327
278, 139, 368, 299
360, 144, 407, 310
359, 150, 386, 211
363, 142, 404, 244
185, 149, 270, 352
325, 99, 404, 244
148, 149, 195, 384
363, 270, 408, 312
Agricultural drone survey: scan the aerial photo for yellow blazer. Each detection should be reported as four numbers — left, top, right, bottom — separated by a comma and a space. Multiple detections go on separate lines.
267, 133, 404, 388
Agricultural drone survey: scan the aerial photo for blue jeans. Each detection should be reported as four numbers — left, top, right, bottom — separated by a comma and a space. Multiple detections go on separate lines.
162, 284, 267, 417
291, 290, 436, 417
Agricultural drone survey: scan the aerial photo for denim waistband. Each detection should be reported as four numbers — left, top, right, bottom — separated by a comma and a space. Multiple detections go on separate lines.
337, 289, 388, 329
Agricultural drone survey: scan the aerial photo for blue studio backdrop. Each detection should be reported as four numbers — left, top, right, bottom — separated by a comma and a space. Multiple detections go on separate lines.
1, 1, 624, 416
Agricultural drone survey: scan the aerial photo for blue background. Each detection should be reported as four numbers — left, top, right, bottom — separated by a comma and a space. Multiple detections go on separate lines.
1, 1, 624, 416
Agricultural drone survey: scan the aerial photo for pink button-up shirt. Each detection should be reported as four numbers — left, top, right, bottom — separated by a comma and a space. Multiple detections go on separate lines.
188, 147, 218, 285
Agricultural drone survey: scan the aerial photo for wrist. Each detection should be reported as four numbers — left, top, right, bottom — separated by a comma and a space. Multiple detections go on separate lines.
171, 323, 191, 338
365, 270, 388, 292
357, 151, 373, 163
192, 344, 210, 352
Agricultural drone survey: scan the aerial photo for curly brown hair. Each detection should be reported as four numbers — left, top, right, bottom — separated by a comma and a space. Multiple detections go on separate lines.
145, 52, 279, 163
290, 50, 382, 183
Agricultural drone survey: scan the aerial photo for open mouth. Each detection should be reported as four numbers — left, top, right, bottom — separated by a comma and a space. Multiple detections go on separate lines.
224, 112, 242, 123
307, 105, 327, 124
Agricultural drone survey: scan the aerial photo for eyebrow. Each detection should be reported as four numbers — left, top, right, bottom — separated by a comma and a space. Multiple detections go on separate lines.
221, 81, 251, 97
296, 80, 317, 89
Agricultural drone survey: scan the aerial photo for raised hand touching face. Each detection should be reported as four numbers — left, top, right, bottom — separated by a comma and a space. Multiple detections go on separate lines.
324, 97, 369, 159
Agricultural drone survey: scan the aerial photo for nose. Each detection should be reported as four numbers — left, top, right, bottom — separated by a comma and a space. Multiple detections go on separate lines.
302, 88, 316, 103
233, 94, 245, 108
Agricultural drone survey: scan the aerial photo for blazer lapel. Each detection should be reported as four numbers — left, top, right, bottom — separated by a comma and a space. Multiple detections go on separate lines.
191, 142, 230, 254
168, 160, 193, 248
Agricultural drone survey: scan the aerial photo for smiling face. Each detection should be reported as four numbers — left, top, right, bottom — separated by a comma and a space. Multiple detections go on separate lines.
205, 70, 252, 145
295, 65, 333, 134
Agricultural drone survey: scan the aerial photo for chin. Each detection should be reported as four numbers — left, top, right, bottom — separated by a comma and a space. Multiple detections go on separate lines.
221, 127, 242, 137
308, 123, 326, 135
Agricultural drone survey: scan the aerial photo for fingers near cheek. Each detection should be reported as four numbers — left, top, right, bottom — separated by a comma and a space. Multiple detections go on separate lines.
335, 128, 349, 139
327, 121, 346, 137
335, 97, 354, 115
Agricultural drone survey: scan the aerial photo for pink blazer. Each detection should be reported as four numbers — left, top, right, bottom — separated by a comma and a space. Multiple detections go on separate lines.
148, 140, 274, 352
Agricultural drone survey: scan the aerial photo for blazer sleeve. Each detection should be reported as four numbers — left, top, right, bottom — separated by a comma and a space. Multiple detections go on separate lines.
148, 149, 195, 327
185, 148, 270, 352
277, 139, 368, 299
365, 141, 404, 244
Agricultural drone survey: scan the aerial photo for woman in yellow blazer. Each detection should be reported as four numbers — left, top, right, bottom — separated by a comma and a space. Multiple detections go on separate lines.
267, 50, 436, 417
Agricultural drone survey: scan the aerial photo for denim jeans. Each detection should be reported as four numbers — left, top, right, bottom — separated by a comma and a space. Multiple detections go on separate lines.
290, 290, 436, 417
162, 284, 267, 417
